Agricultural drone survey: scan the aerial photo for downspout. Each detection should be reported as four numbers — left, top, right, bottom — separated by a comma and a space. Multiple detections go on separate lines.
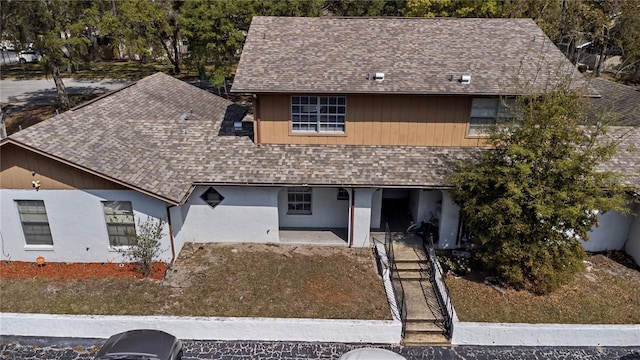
166, 205, 177, 265
349, 188, 355, 247
253, 93, 261, 145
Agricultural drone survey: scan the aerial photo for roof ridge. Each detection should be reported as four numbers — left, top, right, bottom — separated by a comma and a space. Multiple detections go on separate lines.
69, 81, 137, 112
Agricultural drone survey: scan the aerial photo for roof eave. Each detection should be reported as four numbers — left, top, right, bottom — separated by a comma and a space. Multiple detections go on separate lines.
1, 139, 181, 206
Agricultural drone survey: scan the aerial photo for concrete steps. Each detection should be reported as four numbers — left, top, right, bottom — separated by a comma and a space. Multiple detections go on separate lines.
402, 332, 450, 347
393, 260, 429, 280
389, 237, 450, 346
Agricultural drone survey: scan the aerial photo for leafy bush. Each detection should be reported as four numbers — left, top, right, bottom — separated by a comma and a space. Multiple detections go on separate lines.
119, 217, 166, 276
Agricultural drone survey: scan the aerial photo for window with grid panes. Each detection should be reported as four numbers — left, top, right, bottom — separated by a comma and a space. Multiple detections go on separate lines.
15, 200, 53, 245
287, 187, 312, 214
469, 98, 519, 135
291, 96, 346, 133
102, 201, 136, 246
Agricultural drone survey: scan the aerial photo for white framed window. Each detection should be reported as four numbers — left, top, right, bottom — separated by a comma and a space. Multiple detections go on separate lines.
15, 200, 53, 245
291, 96, 346, 133
102, 201, 136, 246
287, 187, 312, 214
469, 98, 519, 135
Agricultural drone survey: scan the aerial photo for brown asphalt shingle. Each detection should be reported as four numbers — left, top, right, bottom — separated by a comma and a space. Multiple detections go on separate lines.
232, 17, 587, 95
589, 78, 640, 126
5, 72, 638, 205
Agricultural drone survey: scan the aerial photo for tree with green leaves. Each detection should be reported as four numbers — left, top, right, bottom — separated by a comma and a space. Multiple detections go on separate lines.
448, 88, 628, 294
99, 0, 183, 74
179, 0, 255, 85
1, 0, 94, 108
325, 0, 407, 16
254, 0, 324, 17
612, 0, 640, 83
406, 0, 502, 17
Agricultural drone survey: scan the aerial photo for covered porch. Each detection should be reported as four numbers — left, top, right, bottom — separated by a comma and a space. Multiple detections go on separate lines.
279, 227, 348, 246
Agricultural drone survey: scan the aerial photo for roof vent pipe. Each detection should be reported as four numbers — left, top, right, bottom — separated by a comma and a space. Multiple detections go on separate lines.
460, 75, 471, 84
374, 72, 384, 81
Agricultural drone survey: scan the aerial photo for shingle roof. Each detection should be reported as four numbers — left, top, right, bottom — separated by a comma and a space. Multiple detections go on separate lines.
6, 73, 248, 203
6, 73, 479, 203
6, 73, 637, 205
589, 78, 640, 126
599, 126, 640, 190
232, 17, 587, 95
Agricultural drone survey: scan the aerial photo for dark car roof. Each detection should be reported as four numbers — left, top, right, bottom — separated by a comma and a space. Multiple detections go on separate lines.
94, 329, 177, 359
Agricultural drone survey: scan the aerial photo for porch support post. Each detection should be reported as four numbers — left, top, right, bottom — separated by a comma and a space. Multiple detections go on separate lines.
350, 188, 376, 248
439, 191, 461, 249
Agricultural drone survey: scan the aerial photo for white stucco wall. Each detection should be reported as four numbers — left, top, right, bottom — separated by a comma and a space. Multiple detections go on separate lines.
168, 205, 186, 261
624, 204, 640, 265
278, 187, 349, 229
370, 189, 383, 229
438, 191, 460, 249
180, 186, 280, 243
0, 189, 172, 263
416, 190, 442, 225
352, 188, 376, 247
408, 189, 420, 222
582, 209, 633, 252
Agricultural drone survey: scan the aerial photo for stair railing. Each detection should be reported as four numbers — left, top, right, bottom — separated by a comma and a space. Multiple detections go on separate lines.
384, 222, 407, 338
423, 240, 455, 338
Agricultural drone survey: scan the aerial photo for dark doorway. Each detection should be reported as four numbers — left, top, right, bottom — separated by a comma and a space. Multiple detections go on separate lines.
381, 190, 411, 232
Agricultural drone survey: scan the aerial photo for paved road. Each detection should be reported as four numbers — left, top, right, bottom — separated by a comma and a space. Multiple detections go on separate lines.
0, 77, 132, 106
1, 337, 639, 359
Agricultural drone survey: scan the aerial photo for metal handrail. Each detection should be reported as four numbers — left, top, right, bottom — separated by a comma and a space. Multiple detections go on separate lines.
385, 222, 407, 337
423, 239, 454, 337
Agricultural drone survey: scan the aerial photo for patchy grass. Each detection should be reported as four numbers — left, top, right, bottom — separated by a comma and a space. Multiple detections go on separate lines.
0, 243, 391, 320
446, 254, 640, 324
1, 60, 198, 81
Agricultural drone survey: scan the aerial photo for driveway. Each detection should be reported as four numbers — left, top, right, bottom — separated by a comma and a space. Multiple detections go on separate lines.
0, 77, 132, 107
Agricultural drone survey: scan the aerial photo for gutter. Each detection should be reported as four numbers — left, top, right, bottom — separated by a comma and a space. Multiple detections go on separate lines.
349, 188, 355, 247
253, 94, 261, 145
166, 205, 177, 265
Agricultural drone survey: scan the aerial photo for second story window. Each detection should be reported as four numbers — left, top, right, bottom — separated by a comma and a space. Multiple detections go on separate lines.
469, 98, 519, 136
291, 96, 346, 133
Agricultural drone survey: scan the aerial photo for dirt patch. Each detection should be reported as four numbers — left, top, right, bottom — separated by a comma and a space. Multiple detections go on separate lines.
0, 243, 391, 320
446, 254, 640, 324
0, 261, 167, 280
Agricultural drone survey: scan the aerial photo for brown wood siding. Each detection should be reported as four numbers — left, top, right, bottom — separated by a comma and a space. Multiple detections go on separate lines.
1, 143, 126, 190
257, 94, 487, 146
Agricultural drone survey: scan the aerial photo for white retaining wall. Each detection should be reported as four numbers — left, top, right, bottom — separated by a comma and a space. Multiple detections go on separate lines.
0, 313, 401, 344
451, 320, 640, 346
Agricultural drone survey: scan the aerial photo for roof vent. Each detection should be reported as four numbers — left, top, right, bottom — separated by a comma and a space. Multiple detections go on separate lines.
460, 75, 471, 84
374, 72, 385, 82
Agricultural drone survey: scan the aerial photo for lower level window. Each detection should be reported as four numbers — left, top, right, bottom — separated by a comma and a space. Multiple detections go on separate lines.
16, 200, 53, 245
288, 187, 312, 214
102, 201, 136, 246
